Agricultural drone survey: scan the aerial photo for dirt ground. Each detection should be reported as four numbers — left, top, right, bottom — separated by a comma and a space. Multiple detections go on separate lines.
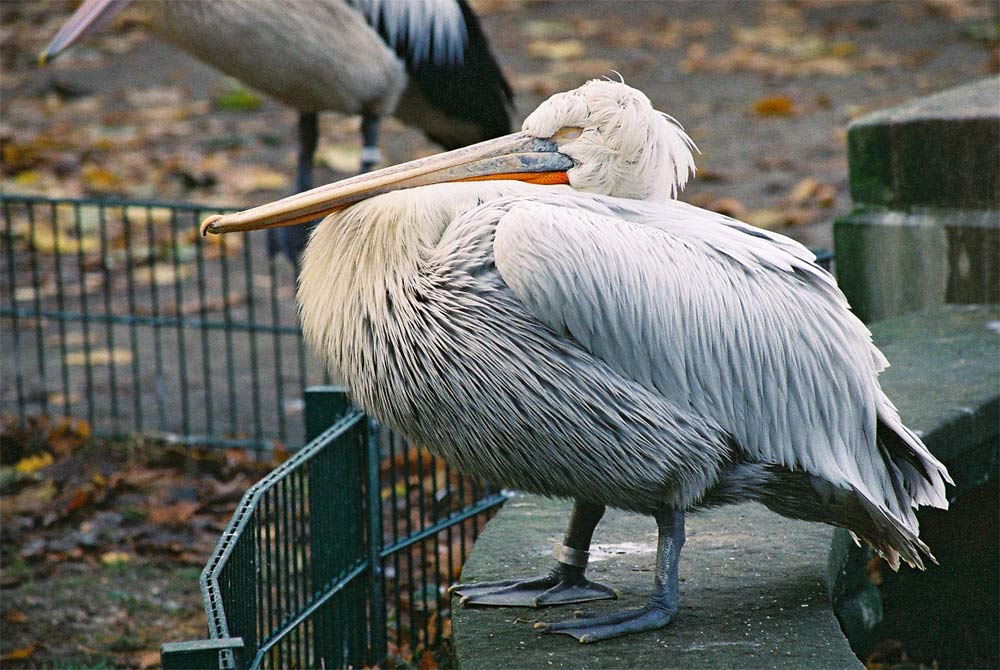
1, 1, 997, 669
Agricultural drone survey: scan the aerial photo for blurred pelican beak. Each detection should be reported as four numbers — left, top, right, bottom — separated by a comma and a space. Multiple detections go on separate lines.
200, 132, 574, 235
39, 0, 132, 65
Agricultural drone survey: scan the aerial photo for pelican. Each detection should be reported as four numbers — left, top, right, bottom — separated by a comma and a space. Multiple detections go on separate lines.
201, 80, 951, 643
41, 0, 513, 266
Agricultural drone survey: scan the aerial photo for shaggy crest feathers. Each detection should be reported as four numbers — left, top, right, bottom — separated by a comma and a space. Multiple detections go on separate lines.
522, 79, 697, 201
353, 0, 467, 65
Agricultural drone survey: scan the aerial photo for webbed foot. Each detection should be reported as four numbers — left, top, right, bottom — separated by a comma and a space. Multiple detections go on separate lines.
449, 569, 618, 608
534, 604, 676, 643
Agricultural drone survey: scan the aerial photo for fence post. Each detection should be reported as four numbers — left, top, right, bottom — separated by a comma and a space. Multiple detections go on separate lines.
304, 385, 351, 442
366, 418, 388, 664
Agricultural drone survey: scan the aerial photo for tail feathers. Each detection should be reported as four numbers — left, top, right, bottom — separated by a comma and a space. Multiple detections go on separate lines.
852, 490, 935, 571
876, 413, 952, 511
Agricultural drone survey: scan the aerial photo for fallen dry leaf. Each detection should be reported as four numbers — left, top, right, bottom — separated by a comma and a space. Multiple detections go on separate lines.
3, 611, 29, 624
137, 650, 161, 669
64, 348, 133, 367
527, 39, 586, 61
148, 501, 201, 526
788, 177, 820, 205
753, 95, 796, 117
48, 417, 91, 455
317, 144, 361, 173
745, 208, 793, 230
100, 550, 133, 566
14, 452, 54, 474
30, 227, 100, 255
65, 488, 92, 514
417, 649, 439, 670
0, 646, 35, 662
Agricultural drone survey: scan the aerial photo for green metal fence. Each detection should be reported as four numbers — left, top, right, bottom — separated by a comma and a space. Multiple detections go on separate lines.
2, 193, 507, 668
164, 386, 507, 669
1, 193, 320, 449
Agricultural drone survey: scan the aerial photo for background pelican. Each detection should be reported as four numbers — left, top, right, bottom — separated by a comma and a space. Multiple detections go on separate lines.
201, 80, 951, 643
41, 0, 513, 266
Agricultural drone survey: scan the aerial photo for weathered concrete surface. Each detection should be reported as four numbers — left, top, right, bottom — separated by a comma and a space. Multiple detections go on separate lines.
846, 77, 999, 210
834, 208, 998, 323
834, 77, 1000, 323
454, 498, 862, 670
829, 304, 999, 668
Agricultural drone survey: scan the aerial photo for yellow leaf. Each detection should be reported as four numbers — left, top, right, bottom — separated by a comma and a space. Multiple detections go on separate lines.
82, 163, 124, 193
231, 166, 290, 193
100, 551, 133, 566
14, 452, 53, 474
14, 170, 40, 186
788, 177, 820, 205
30, 228, 100, 255
745, 208, 792, 230
317, 145, 361, 173
144, 263, 191, 286
527, 39, 586, 61
64, 348, 133, 367
753, 95, 795, 117
1, 645, 35, 661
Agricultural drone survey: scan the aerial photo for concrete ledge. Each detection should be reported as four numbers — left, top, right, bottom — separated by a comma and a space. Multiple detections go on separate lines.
454, 498, 862, 669
829, 305, 999, 667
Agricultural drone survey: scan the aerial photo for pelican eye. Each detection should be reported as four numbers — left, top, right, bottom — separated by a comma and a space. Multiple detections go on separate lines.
552, 126, 583, 141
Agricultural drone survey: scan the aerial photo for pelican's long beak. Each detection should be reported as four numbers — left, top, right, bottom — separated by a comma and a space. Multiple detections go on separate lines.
200, 132, 574, 235
39, 0, 132, 65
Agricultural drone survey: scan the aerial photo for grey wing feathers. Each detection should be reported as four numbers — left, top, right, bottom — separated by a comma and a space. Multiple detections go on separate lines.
491, 195, 949, 539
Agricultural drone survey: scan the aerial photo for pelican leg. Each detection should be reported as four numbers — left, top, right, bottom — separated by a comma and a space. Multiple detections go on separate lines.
450, 500, 618, 608
360, 114, 382, 173
267, 111, 320, 270
536, 507, 684, 643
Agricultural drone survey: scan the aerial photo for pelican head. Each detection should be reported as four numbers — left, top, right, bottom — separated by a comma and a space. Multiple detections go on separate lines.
201, 79, 696, 235
523, 79, 696, 201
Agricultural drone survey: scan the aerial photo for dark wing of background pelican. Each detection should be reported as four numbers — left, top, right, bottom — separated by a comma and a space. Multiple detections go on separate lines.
354, 0, 514, 148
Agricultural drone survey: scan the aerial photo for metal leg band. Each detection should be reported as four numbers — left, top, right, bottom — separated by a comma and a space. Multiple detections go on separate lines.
552, 543, 589, 568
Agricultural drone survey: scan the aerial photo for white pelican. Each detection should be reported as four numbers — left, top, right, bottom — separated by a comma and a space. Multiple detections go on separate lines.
41, 0, 513, 265
201, 80, 951, 643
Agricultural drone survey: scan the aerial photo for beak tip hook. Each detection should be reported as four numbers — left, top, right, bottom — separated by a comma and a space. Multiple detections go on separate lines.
200, 214, 223, 237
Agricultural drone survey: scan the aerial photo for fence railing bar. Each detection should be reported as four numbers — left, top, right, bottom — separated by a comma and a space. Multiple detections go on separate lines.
49, 201, 73, 419
414, 442, 431, 647
217, 233, 239, 439
0, 193, 237, 214
121, 206, 145, 430
201, 411, 366, 629
366, 419, 388, 663
193, 208, 216, 437
380, 492, 509, 559
144, 205, 168, 432
97, 203, 120, 430
241, 236, 263, 444
0, 306, 302, 335
168, 207, 192, 436
251, 561, 370, 670
1, 199, 26, 416
267, 256, 287, 443
73, 202, 97, 428
25, 201, 49, 417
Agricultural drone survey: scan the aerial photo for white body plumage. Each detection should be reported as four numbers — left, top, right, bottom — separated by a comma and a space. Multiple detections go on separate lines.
297, 81, 950, 571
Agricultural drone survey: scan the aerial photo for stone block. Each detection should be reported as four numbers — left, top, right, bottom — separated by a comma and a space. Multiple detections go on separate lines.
835, 77, 1000, 323
847, 77, 999, 210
